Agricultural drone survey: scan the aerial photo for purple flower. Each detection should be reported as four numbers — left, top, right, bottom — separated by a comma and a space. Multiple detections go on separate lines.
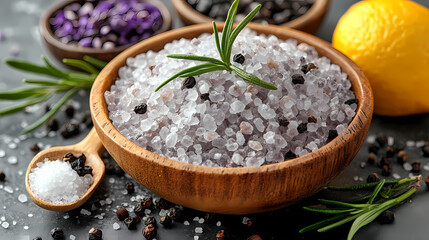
78, 37, 92, 48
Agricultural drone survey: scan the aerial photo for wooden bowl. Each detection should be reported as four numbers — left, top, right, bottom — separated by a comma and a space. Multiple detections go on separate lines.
172, 0, 330, 34
90, 23, 373, 214
39, 0, 172, 63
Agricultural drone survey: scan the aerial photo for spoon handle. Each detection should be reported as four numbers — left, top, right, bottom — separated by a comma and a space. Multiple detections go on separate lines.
76, 128, 105, 156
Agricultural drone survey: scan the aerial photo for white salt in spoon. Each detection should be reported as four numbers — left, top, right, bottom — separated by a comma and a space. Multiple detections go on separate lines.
25, 128, 105, 211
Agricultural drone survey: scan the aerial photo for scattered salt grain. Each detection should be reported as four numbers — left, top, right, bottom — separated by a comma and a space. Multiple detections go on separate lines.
195, 227, 203, 234
0, 150, 5, 158
198, 218, 204, 224
216, 221, 221, 227
403, 162, 412, 171
80, 209, 91, 216
28, 213, 33, 217
28, 159, 93, 204
4, 186, 13, 194
184, 221, 190, 226
2, 222, 9, 229
7, 156, 18, 165
18, 194, 28, 203
113, 222, 120, 230
23, 226, 29, 230
392, 173, 401, 179
70, 235, 76, 240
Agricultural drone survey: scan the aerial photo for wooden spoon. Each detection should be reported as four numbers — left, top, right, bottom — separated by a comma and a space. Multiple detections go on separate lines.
25, 128, 105, 211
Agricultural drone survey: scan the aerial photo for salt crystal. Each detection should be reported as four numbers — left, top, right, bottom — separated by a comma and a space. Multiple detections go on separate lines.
193, 217, 199, 222
0, 150, 5, 158
4, 186, 13, 194
70, 235, 76, 240
109, 178, 115, 184
2, 222, 9, 229
12, 221, 16, 225
195, 227, 203, 233
424, 164, 429, 171
113, 222, 120, 230
198, 218, 204, 224
248, 141, 263, 151
403, 163, 412, 171
160, 89, 174, 101
216, 221, 222, 227
204, 131, 219, 142
7, 156, 18, 165
80, 209, 91, 216
18, 194, 28, 203
240, 121, 253, 135
230, 101, 245, 114
184, 221, 190, 226
392, 173, 401, 179
28, 159, 93, 204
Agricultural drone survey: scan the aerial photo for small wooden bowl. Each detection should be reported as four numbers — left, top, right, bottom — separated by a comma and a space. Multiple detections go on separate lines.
39, 0, 172, 63
90, 23, 373, 214
172, 0, 330, 34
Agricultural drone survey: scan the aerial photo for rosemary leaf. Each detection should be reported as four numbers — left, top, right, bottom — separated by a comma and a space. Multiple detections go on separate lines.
22, 87, 78, 134
226, 3, 261, 62
42, 55, 69, 79
62, 58, 99, 75
299, 214, 348, 233
155, 63, 219, 92
179, 65, 227, 78
23, 79, 66, 86
213, 22, 224, 61
167, 54, 226, 66
230, 65, 277, 90
67, 72, 96, 82
327, 179, 400, 191
5, 59, 54, 77
83, 55, 107, 69
0, 93, 53, 115
367, 179, 385, 204
318, 199, 369, 209
303, 206, 356, 214
317, 214, 360, 232
221, 0, 239, 62
0, 87, 49, 100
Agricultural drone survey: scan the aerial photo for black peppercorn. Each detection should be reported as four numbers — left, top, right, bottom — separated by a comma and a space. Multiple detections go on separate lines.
81, 113, 93, 128
30, 143, 40, 153
89, 227, 102, 240
134, 204, 145, 217
155, 198, 172, 210
366, 173, 380, 183
0, 171, 5, 182
368, 144, 380, 154
141, 197, 154, 209
376, 133, 388, 147
344, 98, 359, 105
378, 210, 395, 224
145, 216, 157, 227
216, 230, 226, 240
278, 116, 289, 127
307, 116, 317, 123
385, 146, 395, 158
291, 74, 305, 84
134, 103, 147, 114
105, 163, 115, 175
61, 121, 80, 139
76, 153, 86, 162
83, 166, 93, 175
381, 165, 392, 176
284, 150, 296, 160
114, 166, 125, 177
47, 118, 59, 131
397, 150, 408, 164
379, 157, 391, 168
125, 182, 135, 194
159, 215, 172, 227
247, 235, 262, 240
233, 54, 245, 64
142, 224, 157, 240
297, 123, 307, 134
200, 93, 210, 101
168, 207, 185, 222
182, 77, 196, 89
411, 162, 421, 173
327, 130, 338, 142
50, 227, 64, 240
367, 153, 377, 165
65, 105, 75, 118
45, 104, 51, 113
116, 206, 129, 221
301, 63, 318, 74
124, 217, 138, 230
63, 152, 76, 162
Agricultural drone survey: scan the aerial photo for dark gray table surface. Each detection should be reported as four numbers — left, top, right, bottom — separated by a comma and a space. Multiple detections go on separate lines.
1, 0, 429, 239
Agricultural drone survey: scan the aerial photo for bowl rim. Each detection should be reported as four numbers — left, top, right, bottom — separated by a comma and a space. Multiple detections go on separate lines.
171, 0, 331, 28
90, 22, 373, 176
39, 0, 172, 55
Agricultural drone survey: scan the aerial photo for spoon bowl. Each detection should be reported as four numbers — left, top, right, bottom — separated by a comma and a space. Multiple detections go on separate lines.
25, 128, 105, 211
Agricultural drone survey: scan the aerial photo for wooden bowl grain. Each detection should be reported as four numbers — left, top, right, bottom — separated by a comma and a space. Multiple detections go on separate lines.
172, 0, 330, 34
90, 23, 373, 214
39, 0, 172, 63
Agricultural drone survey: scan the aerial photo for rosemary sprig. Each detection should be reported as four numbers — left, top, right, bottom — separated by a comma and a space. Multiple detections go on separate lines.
154, 0, 277, 92
300, 175, 422, 240
1, 55, 107, 133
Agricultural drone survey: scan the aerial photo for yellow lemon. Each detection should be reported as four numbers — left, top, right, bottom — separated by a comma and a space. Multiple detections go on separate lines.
333, 0, 429, 116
